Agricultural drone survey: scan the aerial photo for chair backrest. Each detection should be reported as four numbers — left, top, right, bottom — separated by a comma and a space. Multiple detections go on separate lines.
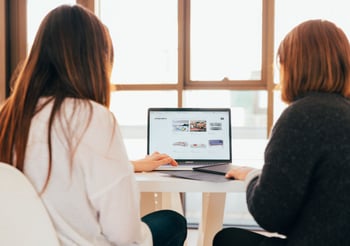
0, 162, 60, 246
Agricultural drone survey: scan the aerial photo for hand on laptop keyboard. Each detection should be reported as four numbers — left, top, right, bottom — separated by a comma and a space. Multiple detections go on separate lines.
131, 151, 178, 172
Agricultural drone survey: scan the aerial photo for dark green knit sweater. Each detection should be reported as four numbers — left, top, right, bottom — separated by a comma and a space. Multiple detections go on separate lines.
247, 92, 350, 246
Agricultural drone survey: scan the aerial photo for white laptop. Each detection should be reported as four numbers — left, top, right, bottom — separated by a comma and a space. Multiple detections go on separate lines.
147, 107, 232, 170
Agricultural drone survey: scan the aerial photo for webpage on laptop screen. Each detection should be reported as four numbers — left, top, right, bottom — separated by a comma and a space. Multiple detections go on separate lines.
149, 110, 231, 160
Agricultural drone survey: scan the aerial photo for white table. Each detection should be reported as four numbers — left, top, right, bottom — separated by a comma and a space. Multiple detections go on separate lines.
135, 171, 246, 246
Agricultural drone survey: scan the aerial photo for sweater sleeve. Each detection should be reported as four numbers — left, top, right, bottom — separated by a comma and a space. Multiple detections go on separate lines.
246, 103, 322, 234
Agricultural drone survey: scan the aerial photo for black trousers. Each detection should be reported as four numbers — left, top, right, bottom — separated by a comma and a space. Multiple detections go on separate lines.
213, 227, 285, 246
142, 209, 187, 246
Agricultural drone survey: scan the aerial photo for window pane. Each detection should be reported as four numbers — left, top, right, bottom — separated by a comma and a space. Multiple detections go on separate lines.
191, 0, 262, 81
27, 0, 75, 52
98, 0, 178, 84
184, 90, 267, 134
275, 0, 350, 45
110, 91, 177, 159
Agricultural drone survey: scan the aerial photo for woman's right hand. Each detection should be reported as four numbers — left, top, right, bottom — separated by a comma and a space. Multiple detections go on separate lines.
131, 152, 178, 172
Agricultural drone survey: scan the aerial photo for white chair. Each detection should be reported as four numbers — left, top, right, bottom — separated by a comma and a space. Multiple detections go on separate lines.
0, 162, 60, 245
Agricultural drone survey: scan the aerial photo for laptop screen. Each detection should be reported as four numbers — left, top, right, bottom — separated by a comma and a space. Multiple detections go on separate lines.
147, 108, 232, 162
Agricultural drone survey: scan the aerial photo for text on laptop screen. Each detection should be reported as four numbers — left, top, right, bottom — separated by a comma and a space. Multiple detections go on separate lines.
147, 108, 232, 161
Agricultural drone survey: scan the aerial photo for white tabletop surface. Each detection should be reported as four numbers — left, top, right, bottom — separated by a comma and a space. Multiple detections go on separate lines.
135, 171, 246, 193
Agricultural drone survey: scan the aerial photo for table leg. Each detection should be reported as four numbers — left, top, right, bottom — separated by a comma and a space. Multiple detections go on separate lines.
197, 192, 226, 246
160, 192, 184, 215
140, 192, 157, 217
140, 192, 184, 216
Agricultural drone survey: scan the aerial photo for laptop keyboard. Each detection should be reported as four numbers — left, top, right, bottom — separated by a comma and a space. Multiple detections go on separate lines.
176, 161, 229, 166
155, 162, 230, 171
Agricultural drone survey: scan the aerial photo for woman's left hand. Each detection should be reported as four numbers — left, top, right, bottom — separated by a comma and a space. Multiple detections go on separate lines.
131, 151, 178, 172
225, 166, 255, 180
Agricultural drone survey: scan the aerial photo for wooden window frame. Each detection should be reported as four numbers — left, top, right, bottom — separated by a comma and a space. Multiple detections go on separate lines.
5, 0, 275, 135
0, 0, 6, 102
